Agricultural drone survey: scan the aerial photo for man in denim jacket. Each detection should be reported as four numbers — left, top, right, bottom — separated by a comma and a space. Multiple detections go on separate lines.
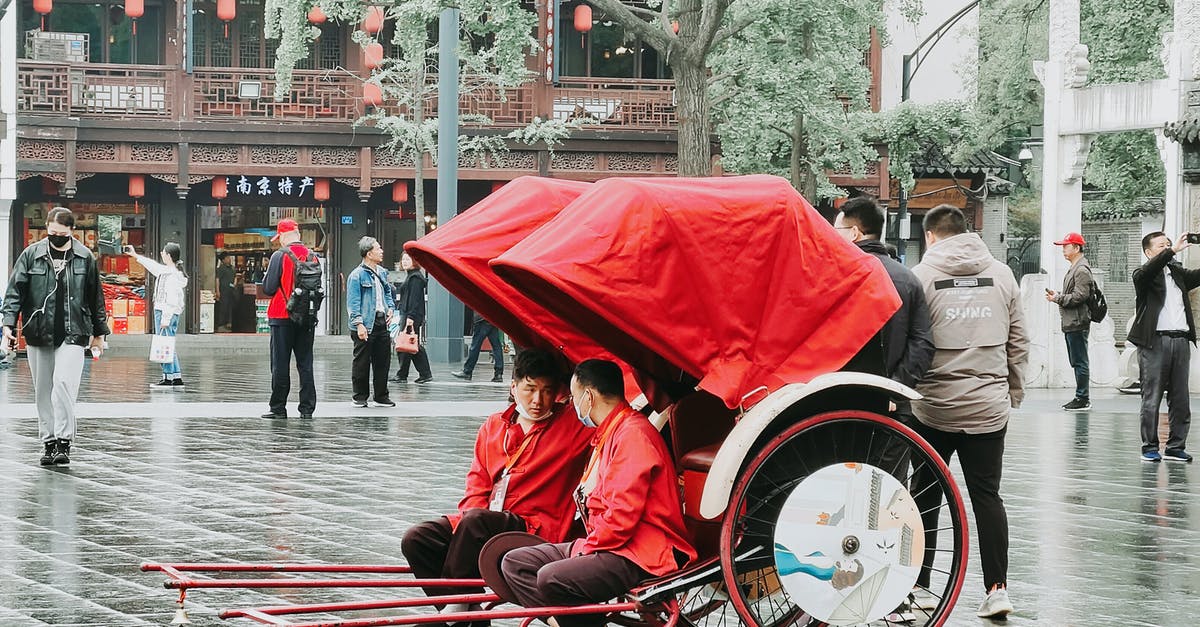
346, 237, 396, 408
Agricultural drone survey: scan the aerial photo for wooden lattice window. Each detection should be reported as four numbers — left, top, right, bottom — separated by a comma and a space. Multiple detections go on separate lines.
192, 1, 342, 69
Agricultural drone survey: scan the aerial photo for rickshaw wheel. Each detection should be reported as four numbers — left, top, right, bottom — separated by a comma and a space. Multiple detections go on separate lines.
718, 410, 968, 627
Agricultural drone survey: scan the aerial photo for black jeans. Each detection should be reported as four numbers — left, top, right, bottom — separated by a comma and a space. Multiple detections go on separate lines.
352, 314, 392, 402
1139, 334, 1192, 453
911, 422, 1008, 591
397, 324, 432, 379
463, 320, 504, 377
1064, 329, 1090, 400
500, 542, 647, 627
268, 320, 316, 416
401, 509, 526, 597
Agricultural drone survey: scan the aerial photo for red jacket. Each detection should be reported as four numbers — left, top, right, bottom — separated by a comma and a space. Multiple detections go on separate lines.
452, 404, 594, 542
264, 242, 312, 320
572, 404, 696, 576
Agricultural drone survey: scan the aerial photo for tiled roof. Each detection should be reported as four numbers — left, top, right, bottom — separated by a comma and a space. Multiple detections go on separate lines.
911, 144, 1020, 176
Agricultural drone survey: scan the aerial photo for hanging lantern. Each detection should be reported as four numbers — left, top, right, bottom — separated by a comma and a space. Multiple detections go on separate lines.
362, 6, 385, 35
129, 174, 145, 214
307, 5, 327, 25
211, 176, 227, 215
363, 81, 383, 107
364, 41, 384, 70
491, 181, 505, 194
33, 0, 52, 30
392, 181, 408, 204
313, 178, 331, 203
573, 5, 592, 32
216, 0, 236, 37
126, 0, 144, 34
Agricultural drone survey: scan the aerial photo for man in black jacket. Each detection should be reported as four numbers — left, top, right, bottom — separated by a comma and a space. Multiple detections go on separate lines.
1129, 231, 1199, 463
2, 207, 110, 466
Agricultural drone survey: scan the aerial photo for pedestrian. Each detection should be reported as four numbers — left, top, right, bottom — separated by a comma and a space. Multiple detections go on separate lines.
1045, 232, 1094, 411
451, 311, 505, 382
126, 243, 188, 388
1128, 231, 1199, 464
346, 236, 395, 408
216, 252, 236, 332
1, 207, 110, 466
401, 349, 593, 616
260, 218, 318, 419
394, 249, 433, 384
909, 204, 1028, 619
500, 359, 696, 627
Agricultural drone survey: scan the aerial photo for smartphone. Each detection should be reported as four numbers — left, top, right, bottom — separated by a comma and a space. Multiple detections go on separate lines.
1187, 233, 1200, 245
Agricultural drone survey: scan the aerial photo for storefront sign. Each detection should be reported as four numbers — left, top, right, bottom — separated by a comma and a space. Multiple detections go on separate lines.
888, 178, 969, 210
218, 176, 316, 199
270, 206, 325, 223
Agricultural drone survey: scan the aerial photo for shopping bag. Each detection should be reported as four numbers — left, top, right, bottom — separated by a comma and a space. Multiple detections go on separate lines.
395, 323, 419, 354
149, 334, 176, 364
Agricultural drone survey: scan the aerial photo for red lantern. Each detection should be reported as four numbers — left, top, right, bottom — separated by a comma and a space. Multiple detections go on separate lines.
363, 81, 383, 107
211, 176, 227, 214
308, 5, 327, 25
126, 0, 143, 34
216, 0, 236, 37
364, 41, 384, 70
392, 181, 408, 204
491, 181, 505, 194
573, 5, 592, 32
671, 20, 680, 34
313, 178, 330, 203
363, 6, 385, 35
33, 0, 51, 30
129, 174, 145, 214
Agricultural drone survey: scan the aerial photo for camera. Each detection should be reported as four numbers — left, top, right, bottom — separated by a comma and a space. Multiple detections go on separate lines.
1188, 233, 1200, 245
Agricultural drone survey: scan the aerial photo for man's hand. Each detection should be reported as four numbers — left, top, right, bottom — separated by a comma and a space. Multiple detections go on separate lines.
385, 310, 393, 325
124, 245, 136, 256
1173, 232, 1192, 254
160, 317, 170, 330
2, 326, 15, 352
89, 336, 104, 358
1044, 289, 1057, 302
357, 324, 368, 341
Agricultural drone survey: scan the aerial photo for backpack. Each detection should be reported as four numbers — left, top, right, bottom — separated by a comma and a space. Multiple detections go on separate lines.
1086, 283, 1107, 323
283, 248, 325, 327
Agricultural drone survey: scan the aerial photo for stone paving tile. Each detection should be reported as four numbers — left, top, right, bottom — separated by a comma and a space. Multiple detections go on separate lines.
1, 352, 1199, 626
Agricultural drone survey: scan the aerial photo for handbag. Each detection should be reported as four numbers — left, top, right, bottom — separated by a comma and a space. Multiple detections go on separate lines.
149, 333, 176, 364
395, 323, 419, 354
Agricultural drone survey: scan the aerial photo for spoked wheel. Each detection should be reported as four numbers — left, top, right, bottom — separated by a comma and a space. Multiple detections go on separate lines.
718, 410, 968, 627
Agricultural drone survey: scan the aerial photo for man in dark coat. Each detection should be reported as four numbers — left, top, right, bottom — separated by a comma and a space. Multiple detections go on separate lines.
1128, 231, 1199, 464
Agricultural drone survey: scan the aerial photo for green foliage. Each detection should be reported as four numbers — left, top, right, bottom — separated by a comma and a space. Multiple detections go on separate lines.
975, 0, 1047, 153
861, 100, 980, 192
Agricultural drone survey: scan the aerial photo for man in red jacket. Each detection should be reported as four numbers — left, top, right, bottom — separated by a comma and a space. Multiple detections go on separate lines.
500, 359, 696, 627
401, 349, 593, 614
261, 218, 317, 419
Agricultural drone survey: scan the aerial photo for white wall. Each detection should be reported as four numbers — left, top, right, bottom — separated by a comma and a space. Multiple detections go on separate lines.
1, 1, 18, 287
880, 0, 980, 109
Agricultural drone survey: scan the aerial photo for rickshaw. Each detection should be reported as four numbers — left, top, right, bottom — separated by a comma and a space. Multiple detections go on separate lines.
143, 175, 969, 627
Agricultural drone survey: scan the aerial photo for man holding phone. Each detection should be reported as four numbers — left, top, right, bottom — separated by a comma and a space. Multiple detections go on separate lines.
1045, 232, 1095, 410
1128, 231, 1200, 463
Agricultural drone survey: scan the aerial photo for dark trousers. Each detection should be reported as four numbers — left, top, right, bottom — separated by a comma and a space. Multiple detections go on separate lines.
1139, 334, 1192, 453
876, 408, 916, 483
911, 422, 1008, 591
397, 323, 433, 380
269, 321, 316, 416
401, 509, 526, 597
216, 290, 236, 329
500, 542, 647, 627
352, 314, 392, 403
1064, 329, 1090, 400
463, 321, 504, 377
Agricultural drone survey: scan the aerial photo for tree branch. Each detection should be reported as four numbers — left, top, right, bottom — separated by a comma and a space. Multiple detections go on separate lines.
695, 0, 734, 58
585, 0, 674, 57
712, 11, 757, 48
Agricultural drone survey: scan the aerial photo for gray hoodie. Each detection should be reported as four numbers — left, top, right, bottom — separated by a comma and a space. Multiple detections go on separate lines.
911, 233, 1029, 434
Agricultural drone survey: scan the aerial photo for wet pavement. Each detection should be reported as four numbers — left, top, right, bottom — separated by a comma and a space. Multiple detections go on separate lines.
0, 349, 1197, 626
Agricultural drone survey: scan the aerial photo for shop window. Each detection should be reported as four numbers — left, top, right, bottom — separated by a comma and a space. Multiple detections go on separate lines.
192, 1, 342, 69
18, 0, 165, 65
557, 5, 670, 80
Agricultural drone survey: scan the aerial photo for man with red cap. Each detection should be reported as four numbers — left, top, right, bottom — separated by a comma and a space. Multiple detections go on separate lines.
1045, 232, 1095, 410
261, 218, 318, 419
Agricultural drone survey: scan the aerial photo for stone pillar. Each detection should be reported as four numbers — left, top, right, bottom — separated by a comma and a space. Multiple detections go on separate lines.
0, 2, 17, 285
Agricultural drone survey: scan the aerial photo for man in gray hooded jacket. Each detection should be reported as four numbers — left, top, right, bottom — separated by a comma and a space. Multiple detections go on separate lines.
909, 204, 1029, 620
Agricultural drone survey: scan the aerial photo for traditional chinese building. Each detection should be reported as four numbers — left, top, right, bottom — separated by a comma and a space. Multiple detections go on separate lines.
5, 0, 883, 336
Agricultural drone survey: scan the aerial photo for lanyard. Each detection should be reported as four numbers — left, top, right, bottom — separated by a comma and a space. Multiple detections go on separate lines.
502, 424, 539, 475
578, 406, 632, 487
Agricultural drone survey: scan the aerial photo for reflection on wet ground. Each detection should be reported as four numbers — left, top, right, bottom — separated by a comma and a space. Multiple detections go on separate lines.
0, 352, 1197, 625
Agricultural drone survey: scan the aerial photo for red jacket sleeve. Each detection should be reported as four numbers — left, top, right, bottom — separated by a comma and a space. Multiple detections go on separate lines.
458, 422, 494, 512
577, 431, 654, 555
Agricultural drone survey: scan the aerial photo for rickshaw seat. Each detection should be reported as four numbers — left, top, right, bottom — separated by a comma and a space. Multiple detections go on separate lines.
680, 443, 720, 473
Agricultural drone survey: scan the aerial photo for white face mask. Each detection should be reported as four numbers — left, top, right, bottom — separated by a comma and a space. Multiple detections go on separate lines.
515, 399, 551, 422
574, 394, 595, 428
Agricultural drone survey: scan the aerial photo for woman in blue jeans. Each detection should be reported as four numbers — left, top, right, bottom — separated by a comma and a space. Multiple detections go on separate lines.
126, 243, 188, 388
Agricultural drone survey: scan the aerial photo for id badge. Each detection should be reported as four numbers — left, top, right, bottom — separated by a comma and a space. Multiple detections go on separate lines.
489, 472, 511, 512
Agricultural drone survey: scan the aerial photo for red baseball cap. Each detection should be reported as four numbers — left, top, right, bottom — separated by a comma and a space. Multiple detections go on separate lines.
1054, 232, 1085, 246
271, 218, 299, 242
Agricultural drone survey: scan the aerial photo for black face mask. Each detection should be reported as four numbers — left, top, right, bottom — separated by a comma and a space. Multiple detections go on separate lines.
48, 234, 71, 249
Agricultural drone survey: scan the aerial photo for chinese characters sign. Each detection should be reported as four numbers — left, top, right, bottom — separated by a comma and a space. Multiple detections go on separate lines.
219, 176, 316, 198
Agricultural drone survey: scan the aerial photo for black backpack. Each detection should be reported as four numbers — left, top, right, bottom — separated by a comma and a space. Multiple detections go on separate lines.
283, 248, 325, 327
1086, 283, 1107, 323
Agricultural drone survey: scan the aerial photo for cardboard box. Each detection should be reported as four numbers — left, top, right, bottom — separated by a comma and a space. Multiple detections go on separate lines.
129, 299, 146, 317
127, 316, 146, 334
111, 299, 129, 318
104, 299, 114, 316
199, 303, 215, 333
112, 319, 128, 334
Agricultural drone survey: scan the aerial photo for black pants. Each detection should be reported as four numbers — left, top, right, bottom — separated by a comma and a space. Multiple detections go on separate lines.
269, 320, 316, 416
911, 422, 1008, 591
397, 325, 432, 380
463, 320, 504, 377
500, 542, 647, 627
1139, 334, 1192, 453
401, 509, 526, 597
876, 408, 916, 483
1064, 329, 1090, 400
352, 314, 392, 403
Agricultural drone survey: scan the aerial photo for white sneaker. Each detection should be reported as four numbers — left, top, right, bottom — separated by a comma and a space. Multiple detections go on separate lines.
910, 588, 939, 611
976, 587, 1013, 619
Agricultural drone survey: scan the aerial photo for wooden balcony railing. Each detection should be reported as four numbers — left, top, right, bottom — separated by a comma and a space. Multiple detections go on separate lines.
17, 61, 175, 118
552, 77, 677, 129
192, 67, 360, 121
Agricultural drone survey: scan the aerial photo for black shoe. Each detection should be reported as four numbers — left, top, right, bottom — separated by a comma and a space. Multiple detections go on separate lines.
260, 412, 287, 419
352, 399, 369, 408
491, 373, 504, 383
53, 439, 70, 465
450, 370, 472, 380
374, 398, 396, 408
40, 441, 56, 466
300, 413, 313, 419
414, 375, 433, 384
1062, 397, 1090, 411
172, 378, 185, 388
151, 378, 173, 388
391, 374, 408, 383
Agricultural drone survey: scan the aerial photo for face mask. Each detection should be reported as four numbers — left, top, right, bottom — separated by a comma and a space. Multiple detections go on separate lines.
48, 234, 70, 248
574, 395, 596, 428
515, 399, 550, 422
